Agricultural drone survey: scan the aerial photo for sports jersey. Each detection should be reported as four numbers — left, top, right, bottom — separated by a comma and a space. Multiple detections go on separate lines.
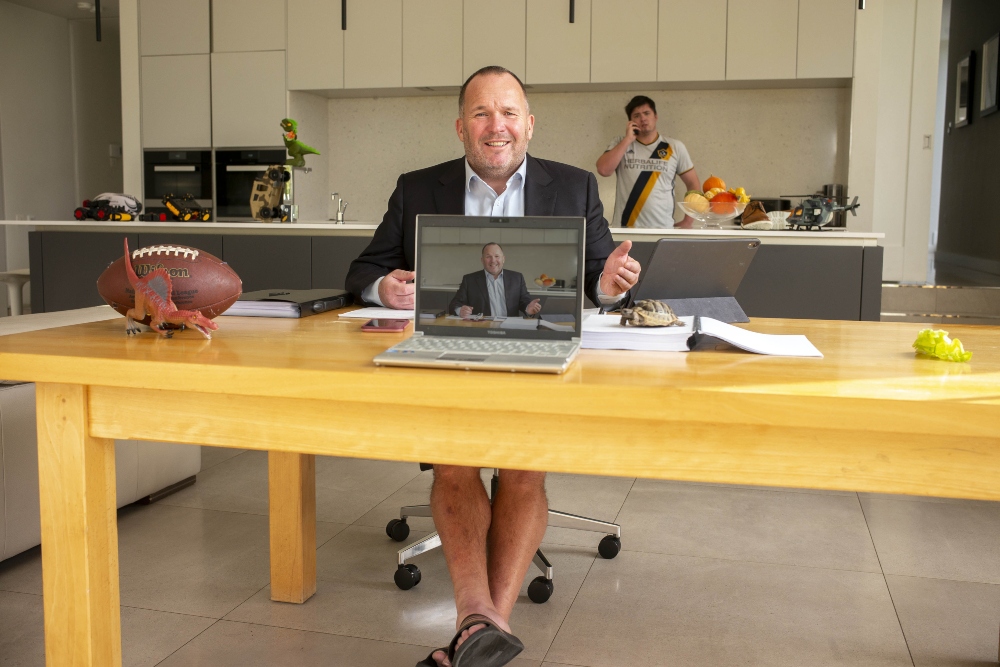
607, 134, 694, 228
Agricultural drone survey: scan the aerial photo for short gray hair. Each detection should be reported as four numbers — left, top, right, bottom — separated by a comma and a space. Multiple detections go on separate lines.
459, 66, 528, 115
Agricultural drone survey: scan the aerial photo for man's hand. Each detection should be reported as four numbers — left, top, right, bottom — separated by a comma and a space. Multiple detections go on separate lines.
675, 216, 694, 229
526, 298, 541, 316
624, 120, 639, 145
378, 269, 415, 309
459, 305, 474, 319
599, 240, 641, 298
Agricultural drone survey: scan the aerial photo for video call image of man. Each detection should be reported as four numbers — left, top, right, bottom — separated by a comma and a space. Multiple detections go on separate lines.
345, 64, 641, 667
449, 242, 541, 319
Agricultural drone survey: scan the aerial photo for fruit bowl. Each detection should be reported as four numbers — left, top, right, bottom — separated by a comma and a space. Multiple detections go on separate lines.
677, 201, 747, 227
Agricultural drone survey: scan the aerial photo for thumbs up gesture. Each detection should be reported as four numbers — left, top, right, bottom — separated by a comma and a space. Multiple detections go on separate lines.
599, 240, 641, 297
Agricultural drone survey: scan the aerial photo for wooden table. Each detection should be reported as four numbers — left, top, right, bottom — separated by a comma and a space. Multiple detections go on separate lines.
0, 312, 997, 666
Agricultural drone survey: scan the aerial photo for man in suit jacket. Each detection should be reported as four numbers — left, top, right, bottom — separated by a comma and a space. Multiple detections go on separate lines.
346, 66, 641, 667
448, 243, 541, 318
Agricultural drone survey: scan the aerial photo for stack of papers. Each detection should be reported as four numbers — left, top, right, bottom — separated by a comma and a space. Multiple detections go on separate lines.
581, 314, 822, 357
582, 314, 693, 352
338, 307, 415, 320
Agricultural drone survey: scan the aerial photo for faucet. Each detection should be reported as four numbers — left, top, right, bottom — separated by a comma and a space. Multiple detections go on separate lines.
331, 193, 348, 224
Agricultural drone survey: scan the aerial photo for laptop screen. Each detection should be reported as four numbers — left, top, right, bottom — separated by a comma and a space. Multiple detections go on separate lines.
414, 215, 586, 340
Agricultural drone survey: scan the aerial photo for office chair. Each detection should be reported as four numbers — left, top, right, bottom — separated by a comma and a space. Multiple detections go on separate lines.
386, 466, 621, 603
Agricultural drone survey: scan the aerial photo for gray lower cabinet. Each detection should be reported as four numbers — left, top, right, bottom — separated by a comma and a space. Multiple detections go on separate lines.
29, 232, 881, 320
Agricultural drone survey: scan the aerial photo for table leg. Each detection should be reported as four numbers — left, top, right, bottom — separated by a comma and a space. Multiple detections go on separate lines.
35, 383, 121, 667
268, 451, 316, 603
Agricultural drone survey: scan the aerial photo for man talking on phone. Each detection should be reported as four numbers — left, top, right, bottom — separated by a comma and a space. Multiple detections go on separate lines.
596, 95, 701, 229
346, 66, 640, 667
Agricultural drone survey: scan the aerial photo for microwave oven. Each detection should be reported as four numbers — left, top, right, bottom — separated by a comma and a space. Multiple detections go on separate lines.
215, 149, 288, 220
143, 151, 213, 214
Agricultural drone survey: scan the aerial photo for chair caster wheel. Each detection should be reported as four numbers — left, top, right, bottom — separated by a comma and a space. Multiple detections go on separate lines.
527, 576, 553, 604
598, 535, 621, 559
394, 564, 421, 590
386, 518, 410, 542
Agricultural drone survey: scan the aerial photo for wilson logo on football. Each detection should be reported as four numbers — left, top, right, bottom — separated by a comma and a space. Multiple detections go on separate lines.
134, 263, 190, 279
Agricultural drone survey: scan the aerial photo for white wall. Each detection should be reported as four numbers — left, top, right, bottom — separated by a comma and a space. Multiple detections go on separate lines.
328, 87, 851, 224
287, 91, 330, 221
849, 0, 942, 283
70, 18, 124, 202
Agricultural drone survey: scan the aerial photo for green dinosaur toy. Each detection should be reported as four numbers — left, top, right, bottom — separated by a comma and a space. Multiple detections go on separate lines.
280, 118, 320, 168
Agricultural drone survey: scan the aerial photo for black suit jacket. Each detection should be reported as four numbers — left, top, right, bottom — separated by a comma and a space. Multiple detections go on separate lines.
447, 270, 533, 317
345, 155, 617, 306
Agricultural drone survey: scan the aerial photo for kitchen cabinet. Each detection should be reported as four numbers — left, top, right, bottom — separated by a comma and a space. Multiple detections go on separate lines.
140, 55, 212, 148
657, 0, 726, 81
464, 0, 526, 81
726, 0, 798, 80
212, 0, 286, 53
525, 0, 591, 84
139, 0, 209, 56
344, 0, 403, 88
797, 0, 855, 78
403, 0, 462, 87
287, 0, 344, 90
211, 51, 287, 148
590, 0, 657, 83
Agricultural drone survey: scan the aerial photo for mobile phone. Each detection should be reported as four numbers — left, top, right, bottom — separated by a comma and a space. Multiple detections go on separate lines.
633, 127, 639, 135
361, 318, 410, 332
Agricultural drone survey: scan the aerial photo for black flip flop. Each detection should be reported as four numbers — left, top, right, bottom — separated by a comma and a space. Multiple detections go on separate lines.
415, 647, 448, 667
449, 614, 524, 667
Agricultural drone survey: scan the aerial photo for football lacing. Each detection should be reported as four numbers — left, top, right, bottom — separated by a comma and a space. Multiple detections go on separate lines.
131, 245, 200, 261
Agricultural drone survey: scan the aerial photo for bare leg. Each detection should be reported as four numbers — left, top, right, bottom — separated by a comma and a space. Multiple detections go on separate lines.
487, 470, 548, 620
429, 466, 508, 666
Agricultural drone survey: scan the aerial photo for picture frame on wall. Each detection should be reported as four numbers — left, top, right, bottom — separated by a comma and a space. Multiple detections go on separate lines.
955, 52, 975, 128
981, 33, 999, 117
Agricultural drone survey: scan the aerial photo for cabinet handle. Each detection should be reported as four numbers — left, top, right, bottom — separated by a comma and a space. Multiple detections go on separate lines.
569, 0, 575, 23
342, 0, 347, 30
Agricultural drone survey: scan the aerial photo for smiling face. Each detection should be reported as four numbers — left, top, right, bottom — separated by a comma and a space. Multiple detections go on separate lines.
629, 104, 658, 136
456, 73, 534, 185
481, 243, 505, 277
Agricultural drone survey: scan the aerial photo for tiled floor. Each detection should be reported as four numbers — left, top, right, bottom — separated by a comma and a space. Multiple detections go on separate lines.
1, 448, 998, 667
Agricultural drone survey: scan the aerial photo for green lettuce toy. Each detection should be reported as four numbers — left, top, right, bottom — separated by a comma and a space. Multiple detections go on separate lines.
912, 328, 972, 362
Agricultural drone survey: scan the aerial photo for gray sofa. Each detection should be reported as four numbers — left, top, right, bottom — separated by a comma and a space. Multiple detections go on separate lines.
0, 307, 201, 562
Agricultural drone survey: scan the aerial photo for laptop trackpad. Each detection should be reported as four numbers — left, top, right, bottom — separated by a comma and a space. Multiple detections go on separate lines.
439, 353, 489, 362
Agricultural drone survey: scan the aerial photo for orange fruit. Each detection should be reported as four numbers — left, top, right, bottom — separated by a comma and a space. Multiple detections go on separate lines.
709, 191, 738, 215
703, 174, 726, 192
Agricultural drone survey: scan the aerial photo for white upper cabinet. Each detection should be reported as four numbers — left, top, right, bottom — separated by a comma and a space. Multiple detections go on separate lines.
464, 0, 526, 81
287, 0, 343, 90
591, 0, 657, 83
345, 0, 403, 88
726, 0, 798, 80
797, 0, 855, 78
211, 51, 287, 147
658, 0, 725, 81
403, 0, 462, 87
141, 55, 212, 148
525, 0, 591, 85
139, 0, 209, 56
213, 0, 286, 53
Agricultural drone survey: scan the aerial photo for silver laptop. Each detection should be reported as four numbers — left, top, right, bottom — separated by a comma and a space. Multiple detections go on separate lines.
374, 215, 586, 374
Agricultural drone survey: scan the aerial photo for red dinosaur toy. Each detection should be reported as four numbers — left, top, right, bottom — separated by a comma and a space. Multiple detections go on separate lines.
123, 238, 218, 339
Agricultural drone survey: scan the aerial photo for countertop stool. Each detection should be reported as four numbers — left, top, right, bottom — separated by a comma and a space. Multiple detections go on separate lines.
0, 269, 31, 316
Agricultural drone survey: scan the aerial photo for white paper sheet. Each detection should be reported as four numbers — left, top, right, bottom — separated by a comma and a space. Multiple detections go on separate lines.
698, 318, 823, 358
338, 307, 415, 320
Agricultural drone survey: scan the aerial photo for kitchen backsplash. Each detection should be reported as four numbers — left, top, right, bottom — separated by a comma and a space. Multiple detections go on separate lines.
323, 86, 851, 223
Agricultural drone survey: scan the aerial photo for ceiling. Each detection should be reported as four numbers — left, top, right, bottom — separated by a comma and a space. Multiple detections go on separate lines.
6, 0, 120, 20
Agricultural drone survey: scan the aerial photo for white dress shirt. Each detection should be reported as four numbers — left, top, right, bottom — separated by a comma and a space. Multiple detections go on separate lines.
362, 158, 621, 306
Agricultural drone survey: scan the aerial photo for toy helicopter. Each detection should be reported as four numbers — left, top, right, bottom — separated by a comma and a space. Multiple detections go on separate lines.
781, 195, 860, 230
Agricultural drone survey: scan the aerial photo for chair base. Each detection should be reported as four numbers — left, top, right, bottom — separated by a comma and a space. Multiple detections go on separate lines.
388, 487, 622, 603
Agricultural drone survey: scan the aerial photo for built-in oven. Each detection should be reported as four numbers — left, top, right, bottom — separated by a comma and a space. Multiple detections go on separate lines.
143, 151, 213, 215
214, 149, 288, 220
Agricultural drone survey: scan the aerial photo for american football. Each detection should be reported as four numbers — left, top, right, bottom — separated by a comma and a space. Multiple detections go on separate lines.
97, 243, 242, 323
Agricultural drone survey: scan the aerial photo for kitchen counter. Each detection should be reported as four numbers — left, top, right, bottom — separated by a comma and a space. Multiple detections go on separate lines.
18, 221, 884, 320
7, 220, 883, 246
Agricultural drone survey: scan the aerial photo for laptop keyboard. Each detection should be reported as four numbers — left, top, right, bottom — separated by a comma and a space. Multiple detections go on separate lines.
391, 337, 578, 358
